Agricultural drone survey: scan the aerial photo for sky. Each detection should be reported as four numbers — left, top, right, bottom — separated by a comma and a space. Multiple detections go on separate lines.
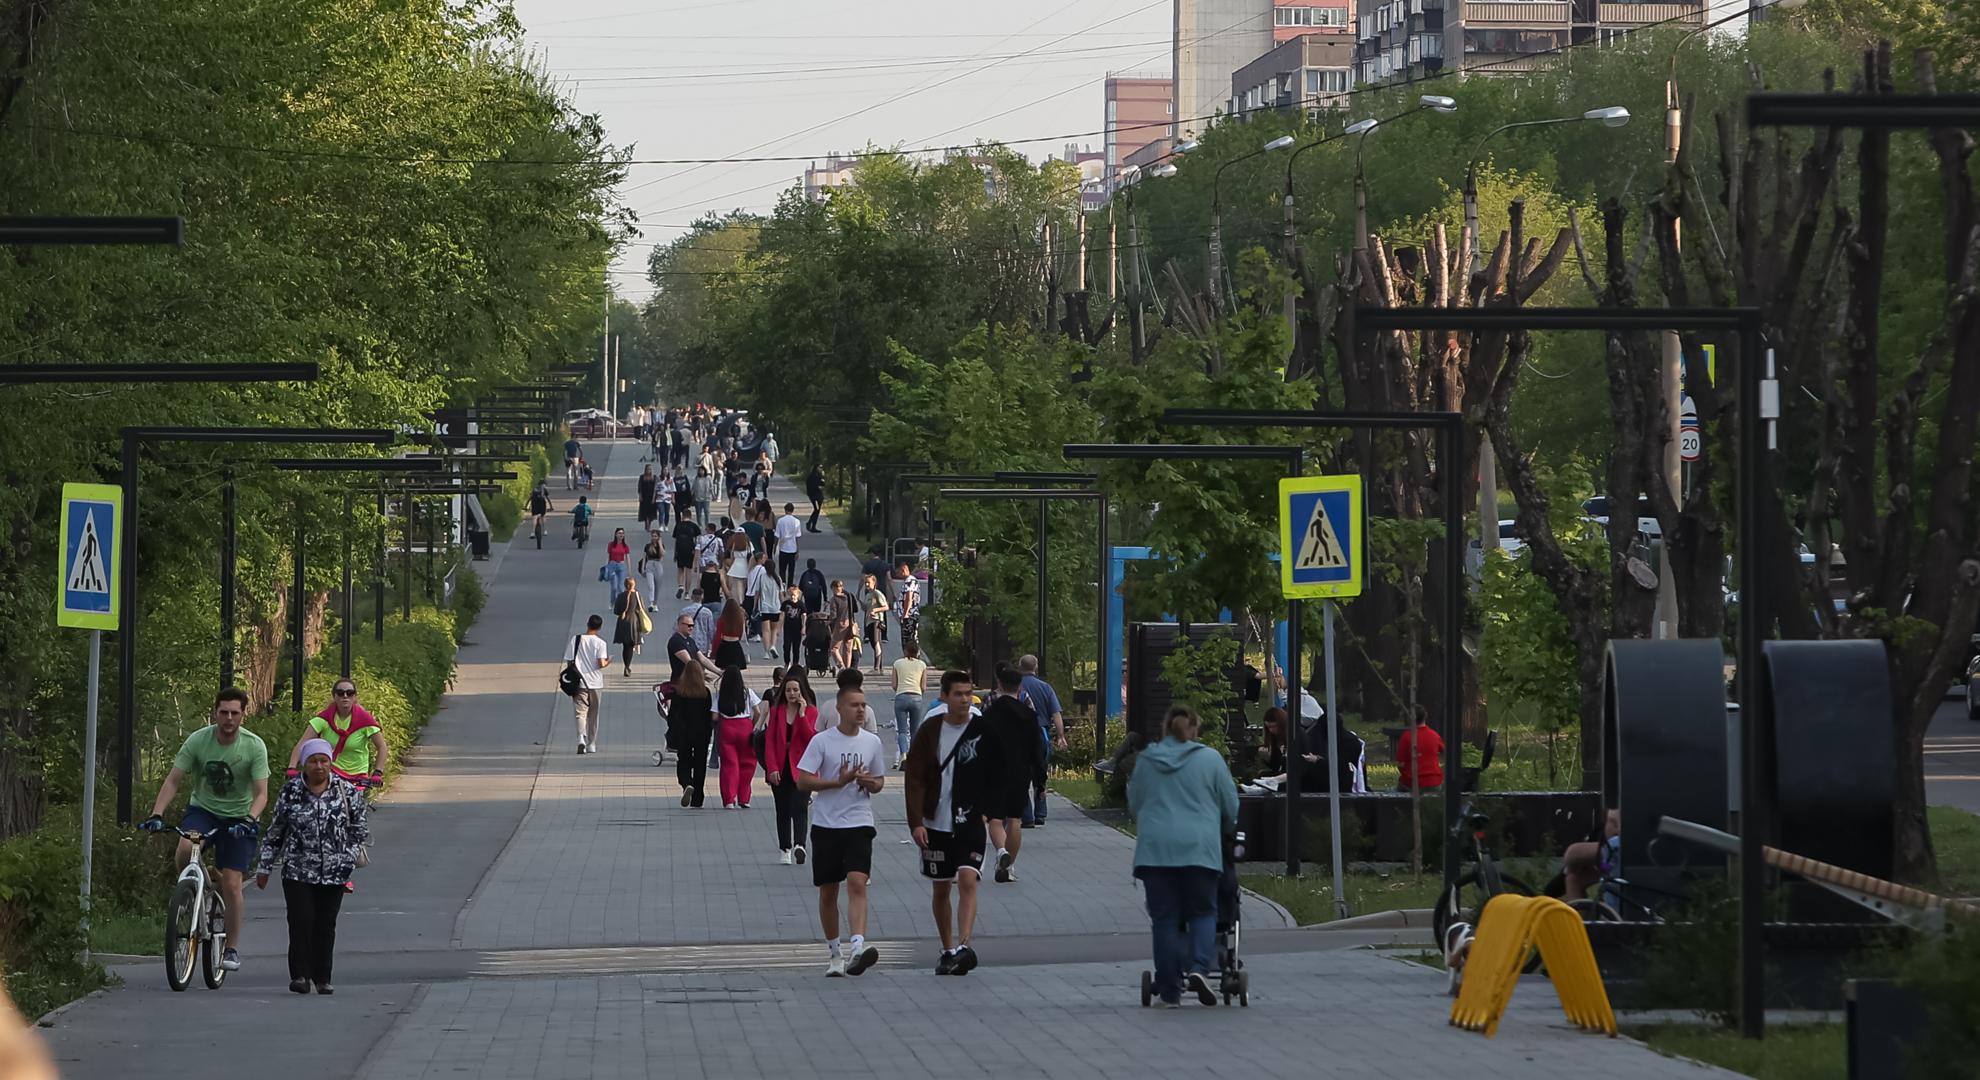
507, 0, 1176, 304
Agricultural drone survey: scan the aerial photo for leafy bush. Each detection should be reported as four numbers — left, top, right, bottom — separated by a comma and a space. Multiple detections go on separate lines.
1159, 630, 1242, 758
0, 815, 99, 1019
1901, 923, 1980, 1072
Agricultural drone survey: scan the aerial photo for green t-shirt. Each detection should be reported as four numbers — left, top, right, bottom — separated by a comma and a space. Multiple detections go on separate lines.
172, 726, 271, 819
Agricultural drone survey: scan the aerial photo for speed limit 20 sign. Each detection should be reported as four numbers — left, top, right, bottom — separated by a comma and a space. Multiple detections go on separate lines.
1680, 423, 1702, 462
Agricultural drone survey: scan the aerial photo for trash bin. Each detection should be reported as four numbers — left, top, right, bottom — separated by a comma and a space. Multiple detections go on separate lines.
468, 527, 491, 561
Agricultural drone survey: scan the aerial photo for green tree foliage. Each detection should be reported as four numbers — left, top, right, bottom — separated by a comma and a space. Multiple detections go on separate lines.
0, 0, 624, 839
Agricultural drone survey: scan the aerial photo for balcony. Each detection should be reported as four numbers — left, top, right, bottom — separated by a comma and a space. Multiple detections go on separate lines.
1595, 0, 1703, 22
1462, 0, 1569, 24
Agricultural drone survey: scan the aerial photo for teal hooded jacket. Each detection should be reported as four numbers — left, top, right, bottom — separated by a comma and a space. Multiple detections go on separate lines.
1127, 737, 1240, 872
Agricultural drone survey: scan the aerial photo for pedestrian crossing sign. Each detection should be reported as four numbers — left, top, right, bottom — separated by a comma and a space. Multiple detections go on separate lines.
1279, 475, 1363, 599
58, 483, 121, 630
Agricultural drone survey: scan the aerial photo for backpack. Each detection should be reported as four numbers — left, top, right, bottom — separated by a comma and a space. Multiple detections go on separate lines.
558, 635, 584, 697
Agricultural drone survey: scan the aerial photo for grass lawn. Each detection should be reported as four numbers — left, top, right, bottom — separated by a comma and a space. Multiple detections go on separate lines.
1930, 804, 1980, 897
89, 907, 161, 957
1627, 1023, 1845, 1080
1050, 775, 1108, 811
1241, 870, 1443, 925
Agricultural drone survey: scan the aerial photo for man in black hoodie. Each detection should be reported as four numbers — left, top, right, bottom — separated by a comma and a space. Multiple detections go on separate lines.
903, 670, 1006, 975
983, 665, 1042, 884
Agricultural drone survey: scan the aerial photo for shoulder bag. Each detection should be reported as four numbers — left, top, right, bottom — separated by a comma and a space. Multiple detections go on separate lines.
558, 635, 584, 697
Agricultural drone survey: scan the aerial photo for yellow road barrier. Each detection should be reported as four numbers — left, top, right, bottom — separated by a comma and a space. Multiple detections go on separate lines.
1448, 894, 1617, 1038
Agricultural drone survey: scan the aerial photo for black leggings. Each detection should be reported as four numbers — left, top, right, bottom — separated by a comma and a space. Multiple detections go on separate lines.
677, 731, 711, 806
282, 878, 345, 984
770, 775, 808, 851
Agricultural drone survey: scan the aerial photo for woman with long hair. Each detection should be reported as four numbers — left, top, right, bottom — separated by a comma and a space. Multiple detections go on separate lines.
780, 584, 806, 666
714, 666, 760, 808
724, 518, 753, 604
612, 576, 646, 677
714, 599, 748, 671
762, 671, 818, 865
671, 662, 715, 807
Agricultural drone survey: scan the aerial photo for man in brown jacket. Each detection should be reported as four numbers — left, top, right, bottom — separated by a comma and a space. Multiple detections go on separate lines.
902, 669, 1005, 975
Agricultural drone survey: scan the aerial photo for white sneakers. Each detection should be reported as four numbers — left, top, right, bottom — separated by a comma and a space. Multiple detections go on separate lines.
793, 845, 807, 865
780, 849, 795, 865
825, 955, 847, 977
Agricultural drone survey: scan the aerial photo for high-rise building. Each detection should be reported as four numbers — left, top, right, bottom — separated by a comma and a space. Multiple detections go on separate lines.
1104, 73, 1173, 184
802, 153, 860, 202
1355, 0, 1703, 86
1173, 0, 1276, 137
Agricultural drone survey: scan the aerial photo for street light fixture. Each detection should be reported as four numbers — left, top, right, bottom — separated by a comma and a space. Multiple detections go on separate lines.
1209, 135, 1298, 310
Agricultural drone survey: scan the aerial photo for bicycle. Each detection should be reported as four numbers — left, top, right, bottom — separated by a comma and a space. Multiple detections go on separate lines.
573, 518, 590, 548
1433, 801, 1540, 949
151, 826, 235, 991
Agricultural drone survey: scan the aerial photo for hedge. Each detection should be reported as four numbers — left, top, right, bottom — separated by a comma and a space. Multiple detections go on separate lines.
0, 570, 483, 1018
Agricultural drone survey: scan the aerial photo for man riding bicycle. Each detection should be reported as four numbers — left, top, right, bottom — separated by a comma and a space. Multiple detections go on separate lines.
528, 484, 554, 541
140, 686, 271, 972
564, 436, 583, 489
572, 495, 594, 545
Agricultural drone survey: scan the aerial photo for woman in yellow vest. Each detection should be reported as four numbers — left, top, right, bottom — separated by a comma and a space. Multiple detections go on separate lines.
287, 677, 388, 785
286, 677, 386, 893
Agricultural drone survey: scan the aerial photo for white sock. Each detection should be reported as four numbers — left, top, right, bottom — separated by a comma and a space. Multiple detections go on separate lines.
849, 934, 865, 953
996, 846, 1008, 859
828, 938, 842, 956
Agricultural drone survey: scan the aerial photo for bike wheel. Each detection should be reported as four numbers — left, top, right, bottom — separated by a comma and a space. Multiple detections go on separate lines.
200, 891, 228, 990
164, 879, 199, 992
1566, 897, 1624, 922
1432, 870, 1538, 948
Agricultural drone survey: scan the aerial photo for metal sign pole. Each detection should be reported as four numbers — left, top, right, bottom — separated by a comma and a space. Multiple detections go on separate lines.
80, 628, 101, 963
1323, 598, 1347, 919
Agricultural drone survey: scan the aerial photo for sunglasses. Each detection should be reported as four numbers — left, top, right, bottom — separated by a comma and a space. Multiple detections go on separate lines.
333, 688, 357, 697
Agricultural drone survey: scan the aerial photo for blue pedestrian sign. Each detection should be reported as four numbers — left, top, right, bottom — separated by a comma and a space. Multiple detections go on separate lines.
58, 483, 122, 630
1279, 475, 1363, 599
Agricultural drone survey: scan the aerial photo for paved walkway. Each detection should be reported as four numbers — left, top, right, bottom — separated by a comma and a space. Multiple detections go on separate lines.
37, 437, 1735, 1080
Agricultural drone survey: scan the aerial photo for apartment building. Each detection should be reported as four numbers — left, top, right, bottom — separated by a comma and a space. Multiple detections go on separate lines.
1174, 0, 1276, 137
1355, 0, 1703, 85
802, 153, 860, 202
1105, 73, 1174, 183
1231, 31, 1357, 118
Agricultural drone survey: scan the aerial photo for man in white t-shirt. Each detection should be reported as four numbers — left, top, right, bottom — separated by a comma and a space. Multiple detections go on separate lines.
797, 684, 887, 977
561, 614, 612, 754
774, 502, 804, 584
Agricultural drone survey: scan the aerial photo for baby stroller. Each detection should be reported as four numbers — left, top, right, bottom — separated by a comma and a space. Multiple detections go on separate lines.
1141, 830, 1248, 1007
650, 683, 675, 767
803, 612, 833, 676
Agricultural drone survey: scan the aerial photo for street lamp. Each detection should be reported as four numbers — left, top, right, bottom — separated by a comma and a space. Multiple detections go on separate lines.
1654, 0, 1801, 641
1208, 135, 1296, 310
1463, 105, 1629, 564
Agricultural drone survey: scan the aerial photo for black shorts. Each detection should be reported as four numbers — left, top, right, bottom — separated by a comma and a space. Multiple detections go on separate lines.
810, 825, 875, 887
990, 782, 1030, 821
919, 819, 987, 882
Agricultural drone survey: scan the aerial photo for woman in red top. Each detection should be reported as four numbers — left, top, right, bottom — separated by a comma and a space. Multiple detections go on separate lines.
713, 599, 748, 671
604, 528, 632, 606
1395, 704, 1444, 791
763, 672, 818, 864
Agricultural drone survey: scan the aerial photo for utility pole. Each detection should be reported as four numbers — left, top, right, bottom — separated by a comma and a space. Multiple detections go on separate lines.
1463, 177, 1501, 557
1125, 206, 1146, 358
612, 333, 622, 426
600, 289, 610, 414
1074, 209, 1086, 292
1654, 72, 1686, 639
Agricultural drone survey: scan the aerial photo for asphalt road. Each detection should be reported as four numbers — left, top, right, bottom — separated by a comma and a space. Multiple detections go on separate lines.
1926, 691, 1980, 814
